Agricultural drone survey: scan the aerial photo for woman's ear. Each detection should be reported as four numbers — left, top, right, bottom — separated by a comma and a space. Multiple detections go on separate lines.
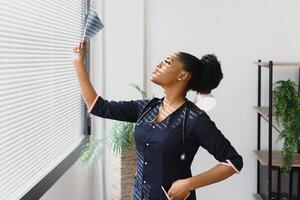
178, 72, 191, 81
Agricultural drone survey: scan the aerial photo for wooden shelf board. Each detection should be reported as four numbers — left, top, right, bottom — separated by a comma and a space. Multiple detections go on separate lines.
254, 106, 273, 117
254, 150, 300, 167
254, 106, 283, 133
253, 193, 263, 200
254, 61, 300, 67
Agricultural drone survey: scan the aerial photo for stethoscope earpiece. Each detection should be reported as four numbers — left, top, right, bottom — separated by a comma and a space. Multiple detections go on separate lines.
194, 93, 216, 112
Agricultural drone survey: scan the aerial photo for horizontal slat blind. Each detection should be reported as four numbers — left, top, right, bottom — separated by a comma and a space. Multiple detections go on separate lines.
0, 0, 86, 199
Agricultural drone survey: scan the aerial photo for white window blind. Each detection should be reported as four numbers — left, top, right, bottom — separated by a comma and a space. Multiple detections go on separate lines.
0, 0, 87, 199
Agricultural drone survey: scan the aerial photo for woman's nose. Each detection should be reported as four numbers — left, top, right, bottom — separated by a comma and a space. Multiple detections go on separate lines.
157, 62, 163, 68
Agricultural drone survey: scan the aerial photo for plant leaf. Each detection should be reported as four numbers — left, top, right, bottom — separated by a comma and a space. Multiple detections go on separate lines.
108, 121, 135, 155
129, 83, 148, 100
273, 79, 300, 172
78, 138, 105, 169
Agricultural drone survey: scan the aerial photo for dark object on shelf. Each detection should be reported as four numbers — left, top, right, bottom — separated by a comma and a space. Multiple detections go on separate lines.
257, 165, 300, 200
254, 60, 300, 200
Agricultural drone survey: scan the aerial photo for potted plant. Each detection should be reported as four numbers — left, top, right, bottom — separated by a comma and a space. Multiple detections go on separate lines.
273, 79, 300, 172
78, 83, 148, 199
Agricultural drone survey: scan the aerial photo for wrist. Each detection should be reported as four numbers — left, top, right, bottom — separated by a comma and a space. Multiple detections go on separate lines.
75, 63, 86, 72
185, 177, 196, 191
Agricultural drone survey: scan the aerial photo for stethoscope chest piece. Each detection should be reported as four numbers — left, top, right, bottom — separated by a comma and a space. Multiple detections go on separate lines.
180, 153, 186, 161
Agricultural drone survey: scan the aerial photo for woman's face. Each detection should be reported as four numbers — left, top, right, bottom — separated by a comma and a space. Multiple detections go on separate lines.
150, 53, 186, 87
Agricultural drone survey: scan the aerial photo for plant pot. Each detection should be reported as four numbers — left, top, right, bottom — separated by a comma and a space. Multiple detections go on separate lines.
111, 150, 137, 200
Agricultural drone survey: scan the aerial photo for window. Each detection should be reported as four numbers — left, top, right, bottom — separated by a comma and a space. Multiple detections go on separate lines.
0, 0, 89, 199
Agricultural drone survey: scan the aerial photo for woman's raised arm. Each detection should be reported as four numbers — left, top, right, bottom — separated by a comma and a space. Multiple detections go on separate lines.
72, 41, 98, 111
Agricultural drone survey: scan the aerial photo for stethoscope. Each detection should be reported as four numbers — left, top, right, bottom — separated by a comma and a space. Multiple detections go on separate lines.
136, 98, 188, 161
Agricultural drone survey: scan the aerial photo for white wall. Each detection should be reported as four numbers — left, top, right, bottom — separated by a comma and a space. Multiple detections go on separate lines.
40, 163, 92, 200
148, 0, 300, 200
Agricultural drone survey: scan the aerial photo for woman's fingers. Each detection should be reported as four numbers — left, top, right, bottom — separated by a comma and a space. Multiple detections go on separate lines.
72, 46, 78, 53
79, 39, 85, 47
72, 43, 83, 53
72, 40, 87, 61
80, 40, 87, 52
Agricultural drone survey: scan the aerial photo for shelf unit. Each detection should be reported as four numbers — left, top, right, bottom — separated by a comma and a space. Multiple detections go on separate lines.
255, 60, 300, 200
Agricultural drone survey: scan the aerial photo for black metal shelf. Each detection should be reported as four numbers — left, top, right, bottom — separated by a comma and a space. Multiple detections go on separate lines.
254, 106, 283, 134
255, 60, 300, 200
254, 61, 300, 68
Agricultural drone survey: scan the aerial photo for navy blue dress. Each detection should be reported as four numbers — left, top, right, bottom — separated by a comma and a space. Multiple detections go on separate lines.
89, 96, 243, 200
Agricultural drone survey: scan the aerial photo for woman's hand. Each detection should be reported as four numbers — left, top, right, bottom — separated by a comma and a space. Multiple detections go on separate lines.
167, 179, 191, 200
72, 40, 87, 69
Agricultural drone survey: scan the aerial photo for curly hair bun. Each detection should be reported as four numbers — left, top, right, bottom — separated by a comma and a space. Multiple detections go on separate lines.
178, 52, 223, 94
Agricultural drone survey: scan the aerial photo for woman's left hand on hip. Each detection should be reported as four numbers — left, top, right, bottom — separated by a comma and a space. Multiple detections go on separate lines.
167, 179, 191, 200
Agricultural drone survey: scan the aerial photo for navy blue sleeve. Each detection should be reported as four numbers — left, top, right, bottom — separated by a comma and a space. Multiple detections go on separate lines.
88, 96, 149, 123
193, 113, 243, 173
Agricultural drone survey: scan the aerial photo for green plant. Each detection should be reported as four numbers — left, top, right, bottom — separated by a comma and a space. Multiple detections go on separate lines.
108, 121, 135, 154
78, 84, 148, 168
273, 79, 300, 172
79, 138, 105, 168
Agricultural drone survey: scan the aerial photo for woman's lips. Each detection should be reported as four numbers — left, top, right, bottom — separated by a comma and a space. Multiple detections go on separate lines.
152, 69, 158, 74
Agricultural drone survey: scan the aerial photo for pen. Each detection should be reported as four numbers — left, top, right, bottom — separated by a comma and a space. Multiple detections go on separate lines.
161, 186, 171, 200
161, 186, 191, 200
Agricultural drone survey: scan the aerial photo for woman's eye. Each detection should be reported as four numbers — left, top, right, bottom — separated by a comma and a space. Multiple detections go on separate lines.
164, 60, 171, 64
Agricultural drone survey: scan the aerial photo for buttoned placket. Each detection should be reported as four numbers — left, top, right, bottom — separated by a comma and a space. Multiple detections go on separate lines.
142, 140, 149, 192
138, 103, 161, 200
141, 122, 156, 200
143, 142, 150, 183
133, 100, 207, 200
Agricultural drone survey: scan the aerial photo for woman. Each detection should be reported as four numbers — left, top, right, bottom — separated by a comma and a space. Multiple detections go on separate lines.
72, 42, 243, 200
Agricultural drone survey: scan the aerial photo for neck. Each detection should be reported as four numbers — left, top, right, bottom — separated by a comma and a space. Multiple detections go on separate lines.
162, 85, 187, 109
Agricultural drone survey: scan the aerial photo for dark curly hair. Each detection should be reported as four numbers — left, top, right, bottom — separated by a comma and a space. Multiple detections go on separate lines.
176, 52, 223, 94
